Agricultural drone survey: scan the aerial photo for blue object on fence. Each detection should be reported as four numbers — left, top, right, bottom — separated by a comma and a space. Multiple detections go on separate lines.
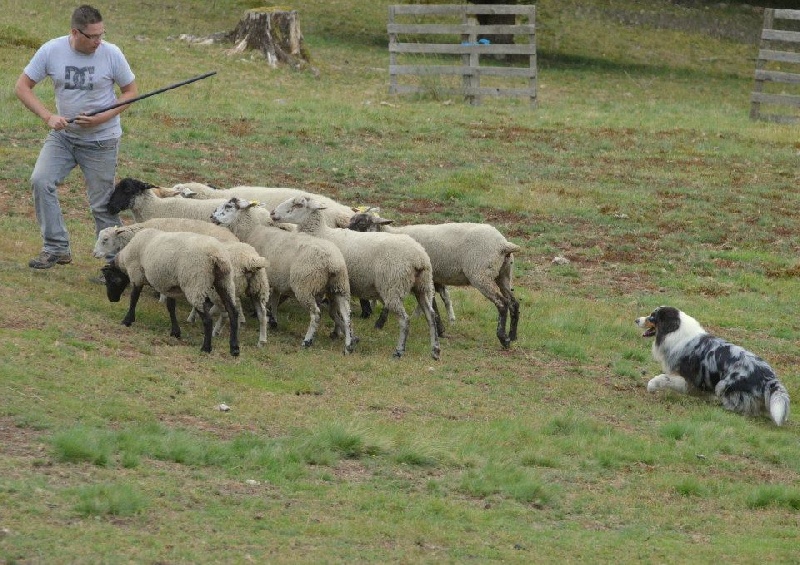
478, 38, 491, 45
461, 39, 491, 46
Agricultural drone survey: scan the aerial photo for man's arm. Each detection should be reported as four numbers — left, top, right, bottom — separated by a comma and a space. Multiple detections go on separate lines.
14, 73, 67, 130
72, 80, 139, 128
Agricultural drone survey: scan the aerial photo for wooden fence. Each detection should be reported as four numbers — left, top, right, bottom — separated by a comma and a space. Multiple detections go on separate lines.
750, 9, 800, 123
388, 4, 536, 106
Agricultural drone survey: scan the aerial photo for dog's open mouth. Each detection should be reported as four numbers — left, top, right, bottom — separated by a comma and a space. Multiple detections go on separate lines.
636, 316, 656, 338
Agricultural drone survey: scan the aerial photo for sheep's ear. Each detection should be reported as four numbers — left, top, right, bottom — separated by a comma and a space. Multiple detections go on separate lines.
375, 217, 394, 226
180, 187, 197, 198
245, 200, 261, 209
308, 198, 327, 211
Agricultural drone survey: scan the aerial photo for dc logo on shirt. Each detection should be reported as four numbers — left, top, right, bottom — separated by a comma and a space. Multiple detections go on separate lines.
64, 66, 95, 90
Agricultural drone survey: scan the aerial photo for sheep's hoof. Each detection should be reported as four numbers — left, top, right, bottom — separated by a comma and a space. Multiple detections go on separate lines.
302, 339, 313, 348
431, 347, 441, 361
171, 331, 181, 339
499, 337, 511, 349
392, 349, 403, 358
258, 340, 267, 348
201, 346, 212, 354
230, 347, 240, 357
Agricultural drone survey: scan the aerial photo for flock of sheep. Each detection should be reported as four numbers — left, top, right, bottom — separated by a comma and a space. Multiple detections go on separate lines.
93, 177, 521, 360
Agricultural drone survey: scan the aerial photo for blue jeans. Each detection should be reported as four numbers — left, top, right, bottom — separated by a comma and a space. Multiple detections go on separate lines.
30, 131, 121, 255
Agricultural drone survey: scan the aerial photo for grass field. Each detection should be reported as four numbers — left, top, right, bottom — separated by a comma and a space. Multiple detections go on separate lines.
1, 1, 799, 562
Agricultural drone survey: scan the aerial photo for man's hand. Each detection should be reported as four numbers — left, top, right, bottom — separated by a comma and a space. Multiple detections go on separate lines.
46, 114, 68, 130
71, 113, 103, 128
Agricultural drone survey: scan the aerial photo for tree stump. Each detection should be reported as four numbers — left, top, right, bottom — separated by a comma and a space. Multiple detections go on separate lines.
222, 8, 311, 69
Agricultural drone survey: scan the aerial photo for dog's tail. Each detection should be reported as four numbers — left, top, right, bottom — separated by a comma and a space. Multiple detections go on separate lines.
766, 380, 790, 426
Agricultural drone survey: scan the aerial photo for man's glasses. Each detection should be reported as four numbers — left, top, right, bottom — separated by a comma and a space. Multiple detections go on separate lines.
77, 29, 105, 41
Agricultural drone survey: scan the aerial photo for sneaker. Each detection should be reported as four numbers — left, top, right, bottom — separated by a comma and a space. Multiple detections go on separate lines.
28, 251, 72, 269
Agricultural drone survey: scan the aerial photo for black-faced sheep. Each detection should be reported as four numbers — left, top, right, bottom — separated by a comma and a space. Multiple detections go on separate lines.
270, 196, 441, 361
94, 225, 269, 347
347, 209, 520, 348
210, 198, 356, 354
101, 228, 240, 356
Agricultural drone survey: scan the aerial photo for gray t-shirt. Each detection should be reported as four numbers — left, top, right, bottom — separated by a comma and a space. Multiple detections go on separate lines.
24, 36, 135, 141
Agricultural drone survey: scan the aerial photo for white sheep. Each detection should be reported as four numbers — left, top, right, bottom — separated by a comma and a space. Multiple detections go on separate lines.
101, 228, 240, 356
175, 182, 355, 228
270, 196, 441, 360
212, 240, 270, 347
347, 209, 521, 348
94, 225, 269, 347
210, 198, 356, 354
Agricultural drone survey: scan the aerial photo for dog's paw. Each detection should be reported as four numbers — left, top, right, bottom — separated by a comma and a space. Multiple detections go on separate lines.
646, 374, 668, 392
647, 374, 688, 394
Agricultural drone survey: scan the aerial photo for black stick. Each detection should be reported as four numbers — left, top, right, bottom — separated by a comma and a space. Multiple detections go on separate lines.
66, 71, 217, 123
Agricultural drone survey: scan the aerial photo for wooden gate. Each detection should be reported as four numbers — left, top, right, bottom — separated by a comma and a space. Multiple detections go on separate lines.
750, 9, 800, 123
388, 4, 537, 106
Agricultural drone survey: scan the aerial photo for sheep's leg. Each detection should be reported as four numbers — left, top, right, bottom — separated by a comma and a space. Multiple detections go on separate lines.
328, 298, 344, 339
496, 303, 510, 349
430, 295, 445, 338
331, 293, 356, 354
437, 284, 456, 323
251, 294, 268, 347
507, 296, 520, 342
197, 298, 214, 354
472, 278, 512, 348
498, 257, 519, 342
296, 294, 321, 348
414, 288, 441, 361
359, 298, 372, 319
374, 302, 389, 329
237, 298, 247, 328
164, 297, 181, 338
267, 293, 280, 329
383, 298, 410, 358
122, 284, 144, 327
216, 289, 240, 357
211, 304, 225, 337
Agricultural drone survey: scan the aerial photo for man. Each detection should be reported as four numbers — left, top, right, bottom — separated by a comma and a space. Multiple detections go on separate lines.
15, 4, 138, 270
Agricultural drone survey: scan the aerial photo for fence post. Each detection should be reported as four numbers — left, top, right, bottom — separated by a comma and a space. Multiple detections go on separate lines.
750, 9, 775, 121
462, 11, 480, 105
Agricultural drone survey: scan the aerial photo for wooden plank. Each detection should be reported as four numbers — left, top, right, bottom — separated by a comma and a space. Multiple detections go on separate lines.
390, 5, 534, 17
390, 43, 536, 55
756, 112, 800, 124
757, 49, 800, 64
391, 84, 535, 98
774, 10, 800, 21
754, 69, 800, 84
387, 23, 534, 35
391, 65, 536, 78
750, 91, 800, 106
761, 29, 800, 43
